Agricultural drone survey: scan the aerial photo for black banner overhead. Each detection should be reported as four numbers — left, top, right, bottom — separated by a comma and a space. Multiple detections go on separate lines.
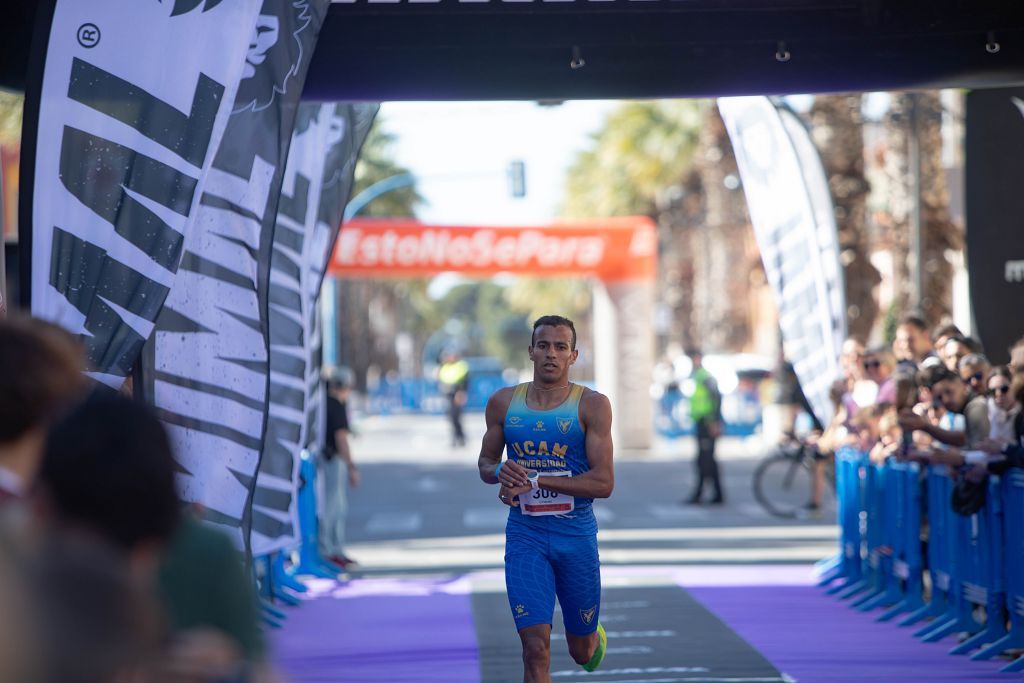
965, 87, 1024, 365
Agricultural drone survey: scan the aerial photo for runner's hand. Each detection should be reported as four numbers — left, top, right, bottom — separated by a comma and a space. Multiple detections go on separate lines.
498, 459, 530, 488
499, 483, 531, 507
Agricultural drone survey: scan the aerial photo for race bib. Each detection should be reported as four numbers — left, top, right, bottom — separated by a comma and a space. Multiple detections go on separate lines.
519, 470, 575, 516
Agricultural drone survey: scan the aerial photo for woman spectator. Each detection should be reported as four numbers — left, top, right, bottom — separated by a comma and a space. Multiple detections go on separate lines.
863, 347, 896, 405
987, 366, 1020, 444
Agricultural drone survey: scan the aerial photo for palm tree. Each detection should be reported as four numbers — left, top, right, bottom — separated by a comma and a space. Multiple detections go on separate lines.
561, 100, 703, 219
881, 92, 960, 327
809, 94, 880, 341
334, 117, 426, 390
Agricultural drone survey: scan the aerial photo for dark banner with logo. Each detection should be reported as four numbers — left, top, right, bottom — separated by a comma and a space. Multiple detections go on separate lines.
144, 0, 331, 549
251, 102, 377, 555
965, 87, 1024, 365
23, 0, 261, 386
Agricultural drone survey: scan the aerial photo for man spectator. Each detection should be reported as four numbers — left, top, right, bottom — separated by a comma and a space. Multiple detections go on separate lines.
685, 349, 725, 505
320, 369, 360, 570
931, 322, 964, 358
958, 353, 992, 400
0, 316, 85, 503
893, 315, 934, 375
438, 350, 470, 448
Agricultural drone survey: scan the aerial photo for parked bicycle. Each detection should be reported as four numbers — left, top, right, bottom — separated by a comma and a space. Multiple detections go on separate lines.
752, 434, 835, 519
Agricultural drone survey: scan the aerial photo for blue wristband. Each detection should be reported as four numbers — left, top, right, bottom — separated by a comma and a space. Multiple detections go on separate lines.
495, 461, 504, 480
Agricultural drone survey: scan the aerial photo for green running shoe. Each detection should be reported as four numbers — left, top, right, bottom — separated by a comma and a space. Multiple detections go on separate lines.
582, 622, 606, 672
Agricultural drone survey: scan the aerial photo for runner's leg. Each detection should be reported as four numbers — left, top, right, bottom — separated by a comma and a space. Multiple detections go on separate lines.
506, 527, 557, 681
551, 533, 602, 666
518, 624, 552, 683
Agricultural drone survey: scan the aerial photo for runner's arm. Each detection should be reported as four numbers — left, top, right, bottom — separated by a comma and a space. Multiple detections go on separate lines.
535, 391, 614, 499
478, 388, 517, 484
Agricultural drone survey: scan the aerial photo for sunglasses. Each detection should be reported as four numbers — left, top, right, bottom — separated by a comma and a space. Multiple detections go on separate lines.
991, 385, 1012, 396
863, 360, 881, 370
962, 372, 984, 383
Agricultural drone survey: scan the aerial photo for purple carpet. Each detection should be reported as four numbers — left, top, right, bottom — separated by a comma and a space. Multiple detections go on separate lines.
688, 582, 1011, 682
272, 577, 480, 682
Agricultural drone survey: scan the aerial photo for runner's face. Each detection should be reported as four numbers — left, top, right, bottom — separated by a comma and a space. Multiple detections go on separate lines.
529, 325, 577, 384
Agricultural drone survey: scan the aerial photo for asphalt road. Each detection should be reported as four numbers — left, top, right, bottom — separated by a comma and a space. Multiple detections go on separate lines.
339, 413, 837, 576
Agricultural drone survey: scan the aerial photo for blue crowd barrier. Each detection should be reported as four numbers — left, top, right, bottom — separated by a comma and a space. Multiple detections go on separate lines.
823, 447, 865, 592
993, 470, 1024, 671
852, 463, 892, 611
827, 450, 1024, 672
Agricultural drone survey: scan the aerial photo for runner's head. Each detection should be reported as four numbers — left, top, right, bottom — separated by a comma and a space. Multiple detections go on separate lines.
529, 316, 578, 384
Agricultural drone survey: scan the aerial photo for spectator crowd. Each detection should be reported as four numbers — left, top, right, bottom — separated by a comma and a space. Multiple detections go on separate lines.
805, 314, 1024, 500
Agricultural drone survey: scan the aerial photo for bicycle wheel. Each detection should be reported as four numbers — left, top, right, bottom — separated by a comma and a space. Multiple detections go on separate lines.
752, 454, 814, 519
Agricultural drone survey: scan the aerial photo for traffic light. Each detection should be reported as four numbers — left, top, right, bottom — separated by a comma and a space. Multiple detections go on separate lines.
507, 160, 526, 198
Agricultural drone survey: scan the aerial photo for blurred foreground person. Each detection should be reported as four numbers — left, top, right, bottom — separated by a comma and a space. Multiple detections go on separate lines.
0, 316, 85, 503
35, 393, 276, 683
27, 529, 163, 683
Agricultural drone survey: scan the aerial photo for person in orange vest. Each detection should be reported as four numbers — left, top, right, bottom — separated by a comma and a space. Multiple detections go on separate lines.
685, 349, 725, 505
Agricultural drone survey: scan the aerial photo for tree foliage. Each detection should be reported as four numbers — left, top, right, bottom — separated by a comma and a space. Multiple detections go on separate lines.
0, 90, 23, 146
561, 100, 705, 218
351, 118, 423, 218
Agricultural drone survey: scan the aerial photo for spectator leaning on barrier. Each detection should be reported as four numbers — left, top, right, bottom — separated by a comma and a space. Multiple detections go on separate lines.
979, 377, 1024, 472
900, 365, 989, 451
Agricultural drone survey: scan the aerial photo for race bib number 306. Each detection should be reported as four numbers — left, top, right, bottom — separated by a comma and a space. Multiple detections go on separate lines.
519, 471, 574, 516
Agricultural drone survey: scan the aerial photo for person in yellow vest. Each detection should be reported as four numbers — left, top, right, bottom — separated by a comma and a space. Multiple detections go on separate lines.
685, 349, 725, 504
439, 350, 470, 447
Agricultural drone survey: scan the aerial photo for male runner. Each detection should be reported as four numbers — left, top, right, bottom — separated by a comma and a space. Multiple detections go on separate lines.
478, 315, 614, 682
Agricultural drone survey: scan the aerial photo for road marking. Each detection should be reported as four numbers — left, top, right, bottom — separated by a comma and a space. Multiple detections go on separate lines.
599, 613, 629, 623
463, 507, 507, 529
413, 476, 448, 493
365, 511, 422, 534
605, 646, 653, 655
603, 600, 651, 609
552, 630, 676, 640
647, 504, 711, 522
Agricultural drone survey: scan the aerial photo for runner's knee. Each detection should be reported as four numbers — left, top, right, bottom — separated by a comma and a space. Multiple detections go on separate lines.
520, 632, 550, 667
